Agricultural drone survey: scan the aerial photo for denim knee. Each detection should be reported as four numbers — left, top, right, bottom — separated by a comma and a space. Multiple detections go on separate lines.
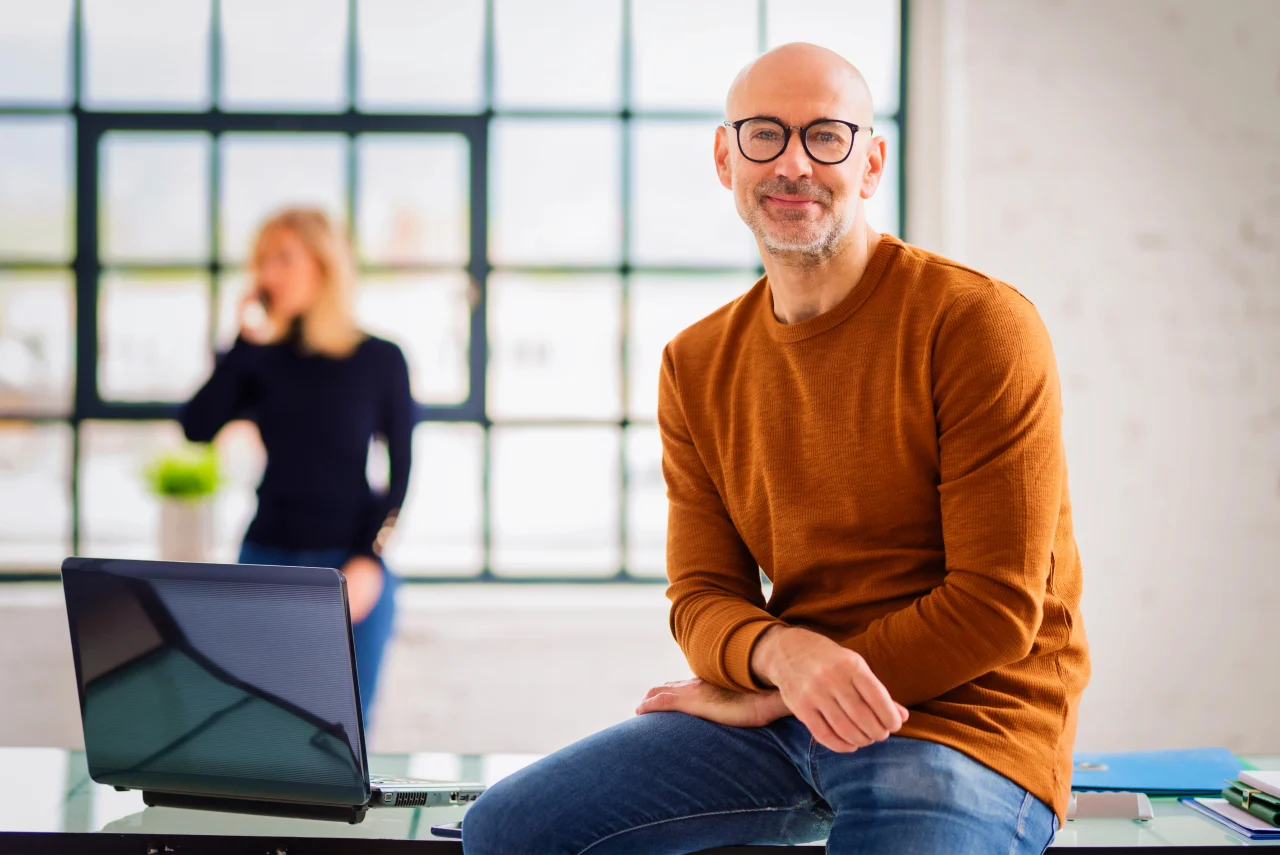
461, 781, 559, 855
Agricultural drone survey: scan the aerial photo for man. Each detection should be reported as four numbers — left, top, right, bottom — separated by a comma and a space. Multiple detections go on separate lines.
463, 42, 1088, 855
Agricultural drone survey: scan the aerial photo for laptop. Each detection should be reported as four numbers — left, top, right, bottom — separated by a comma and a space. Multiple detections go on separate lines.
60, 556, 486, 824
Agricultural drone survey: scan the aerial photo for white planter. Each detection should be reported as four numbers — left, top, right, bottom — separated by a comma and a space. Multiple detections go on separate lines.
159, 497, 214, 563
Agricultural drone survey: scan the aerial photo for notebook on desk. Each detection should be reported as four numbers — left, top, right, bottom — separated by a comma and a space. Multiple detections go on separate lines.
1071, 747, 1243, 795
1240, 771, 1280, 799
1181, 798, 1280, 840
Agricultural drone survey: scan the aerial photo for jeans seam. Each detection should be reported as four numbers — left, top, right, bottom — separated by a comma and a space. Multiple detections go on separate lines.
575, 798, 820, 855
1007, 791, 1035, 855
1045, 814, 1059, 852
807, 737, 824, 797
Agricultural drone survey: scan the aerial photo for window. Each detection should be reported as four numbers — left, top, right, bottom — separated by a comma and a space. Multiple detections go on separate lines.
0, 0, 906, 579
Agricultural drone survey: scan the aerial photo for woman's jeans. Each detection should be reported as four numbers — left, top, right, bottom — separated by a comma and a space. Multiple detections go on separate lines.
237, 542, 399, 726
463, 713, 1057, 855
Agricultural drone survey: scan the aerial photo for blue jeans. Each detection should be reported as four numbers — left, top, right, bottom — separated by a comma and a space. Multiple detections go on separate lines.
236, 542, 399, 726
463, 713, 1056, 855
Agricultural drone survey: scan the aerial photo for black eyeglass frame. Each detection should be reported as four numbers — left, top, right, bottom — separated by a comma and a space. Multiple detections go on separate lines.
723, 117, 871, 165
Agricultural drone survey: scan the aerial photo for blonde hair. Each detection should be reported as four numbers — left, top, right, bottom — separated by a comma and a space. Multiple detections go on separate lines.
250, 208, 363, 358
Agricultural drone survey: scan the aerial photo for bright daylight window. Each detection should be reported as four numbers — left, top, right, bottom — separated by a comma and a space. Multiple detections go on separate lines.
0, 0, 905, 580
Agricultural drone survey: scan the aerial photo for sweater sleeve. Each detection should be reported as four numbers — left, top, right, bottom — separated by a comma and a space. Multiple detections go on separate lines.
840, 287, 1065, 707
354, 342, 414, 559
180, 337, 258, 443
660, 344, 783, 693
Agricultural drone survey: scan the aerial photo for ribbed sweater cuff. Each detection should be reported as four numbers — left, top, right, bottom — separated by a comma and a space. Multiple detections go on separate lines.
722, 619, 780, 693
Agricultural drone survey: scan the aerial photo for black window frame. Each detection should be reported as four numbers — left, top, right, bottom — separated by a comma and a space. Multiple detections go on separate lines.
0, 0, 909, 583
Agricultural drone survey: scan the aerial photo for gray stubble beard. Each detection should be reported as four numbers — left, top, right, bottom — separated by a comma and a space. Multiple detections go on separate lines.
744, 190, 856, 267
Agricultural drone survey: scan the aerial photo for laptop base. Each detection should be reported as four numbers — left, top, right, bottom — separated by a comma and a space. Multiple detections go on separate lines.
141, 790, 369, 824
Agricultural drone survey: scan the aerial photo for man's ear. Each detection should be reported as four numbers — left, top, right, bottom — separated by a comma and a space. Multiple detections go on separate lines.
861, 135, 888, 200
714, 126, 734, 191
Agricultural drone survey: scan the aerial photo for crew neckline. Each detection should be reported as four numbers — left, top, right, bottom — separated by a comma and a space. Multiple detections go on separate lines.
764, 233, 901, 343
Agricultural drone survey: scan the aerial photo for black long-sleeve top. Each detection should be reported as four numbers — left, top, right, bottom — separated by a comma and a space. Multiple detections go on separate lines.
181, 334, 413, 559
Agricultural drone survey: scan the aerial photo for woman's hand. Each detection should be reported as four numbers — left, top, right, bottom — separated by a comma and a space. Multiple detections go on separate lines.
635, 678, 791, 728
237, 287, 275, 344
341, 556, 385, 623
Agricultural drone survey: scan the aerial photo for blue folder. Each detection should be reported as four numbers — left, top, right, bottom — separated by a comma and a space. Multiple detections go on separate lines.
1071, 747, 1243, 795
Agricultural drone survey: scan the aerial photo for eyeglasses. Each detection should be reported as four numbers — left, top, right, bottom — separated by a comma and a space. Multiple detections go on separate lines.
723, 117, 870, 165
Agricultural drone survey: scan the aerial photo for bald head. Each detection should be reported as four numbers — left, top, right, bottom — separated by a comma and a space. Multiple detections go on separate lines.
726, 42, 874, 126
716, 43, 884, 265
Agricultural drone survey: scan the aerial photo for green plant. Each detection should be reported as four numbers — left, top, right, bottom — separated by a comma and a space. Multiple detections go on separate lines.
144, 444, 222, 500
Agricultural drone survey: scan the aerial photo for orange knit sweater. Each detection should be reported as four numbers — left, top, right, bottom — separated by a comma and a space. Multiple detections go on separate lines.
659, 234, 1089, 824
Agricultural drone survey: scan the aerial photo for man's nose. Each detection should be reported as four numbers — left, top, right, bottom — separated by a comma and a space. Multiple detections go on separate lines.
772, 129, 814, 181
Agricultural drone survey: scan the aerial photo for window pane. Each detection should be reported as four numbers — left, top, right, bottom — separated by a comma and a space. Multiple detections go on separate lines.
81, 420, 185, 558
356, 273, 471, 405
0, 0, 72, 106
631, 0, 757, 112
488, 273, 621, 421
625, 424, 665, 578
631, 120, 758, 266
494, 0, 621, 110
356, 0, 484, 113
0, 117, 73, 261
210, 420, 264, 563
356, 134, 469, 265
98, 272, 212, 402
865, 117, 900, 235
765, 0, 901, 114
0, 422, 71, 567
215, 271, 246, 351
82, 0, 211, 109
491, 426, 620, 576
219, 133, 348, 263
490, 119, 621, 266
220, 0, 348, 111
387, 422, 484, 575
0, 272, 74, 415
101, 132, 211, 263
628, 273, 749, 421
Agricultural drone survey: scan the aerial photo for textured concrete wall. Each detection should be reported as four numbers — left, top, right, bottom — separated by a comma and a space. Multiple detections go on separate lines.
910, 0, 1280, 751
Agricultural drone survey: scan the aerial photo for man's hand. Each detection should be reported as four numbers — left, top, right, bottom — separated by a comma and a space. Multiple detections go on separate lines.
635, 678, 790, 728
752, 625, 909, 753
341, 556, 385, 624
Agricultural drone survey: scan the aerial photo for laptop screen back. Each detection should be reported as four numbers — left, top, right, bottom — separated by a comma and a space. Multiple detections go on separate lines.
61, 557, 370, 807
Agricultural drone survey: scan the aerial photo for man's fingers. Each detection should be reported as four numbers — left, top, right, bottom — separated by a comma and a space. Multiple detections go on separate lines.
813, 697, 874, 750
641, 680, 689, 702
847, 657, 904, 733
897, 702, 909, 721
635, 692, 680, 715
827, 700, 876, 749
797, 705, 861, 754
833, 684, 891, 743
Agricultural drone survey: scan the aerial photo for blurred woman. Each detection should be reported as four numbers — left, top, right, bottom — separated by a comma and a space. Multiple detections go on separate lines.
182, 208, 412, 725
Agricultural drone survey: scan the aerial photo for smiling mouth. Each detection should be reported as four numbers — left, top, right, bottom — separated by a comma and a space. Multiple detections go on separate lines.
765, 196, 820, 209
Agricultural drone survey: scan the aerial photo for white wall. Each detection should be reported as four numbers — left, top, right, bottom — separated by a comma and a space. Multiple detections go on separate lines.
909, 0, 1280, 751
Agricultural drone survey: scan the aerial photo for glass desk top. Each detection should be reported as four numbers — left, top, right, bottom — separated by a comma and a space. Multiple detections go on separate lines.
3, 748, 1279, 852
